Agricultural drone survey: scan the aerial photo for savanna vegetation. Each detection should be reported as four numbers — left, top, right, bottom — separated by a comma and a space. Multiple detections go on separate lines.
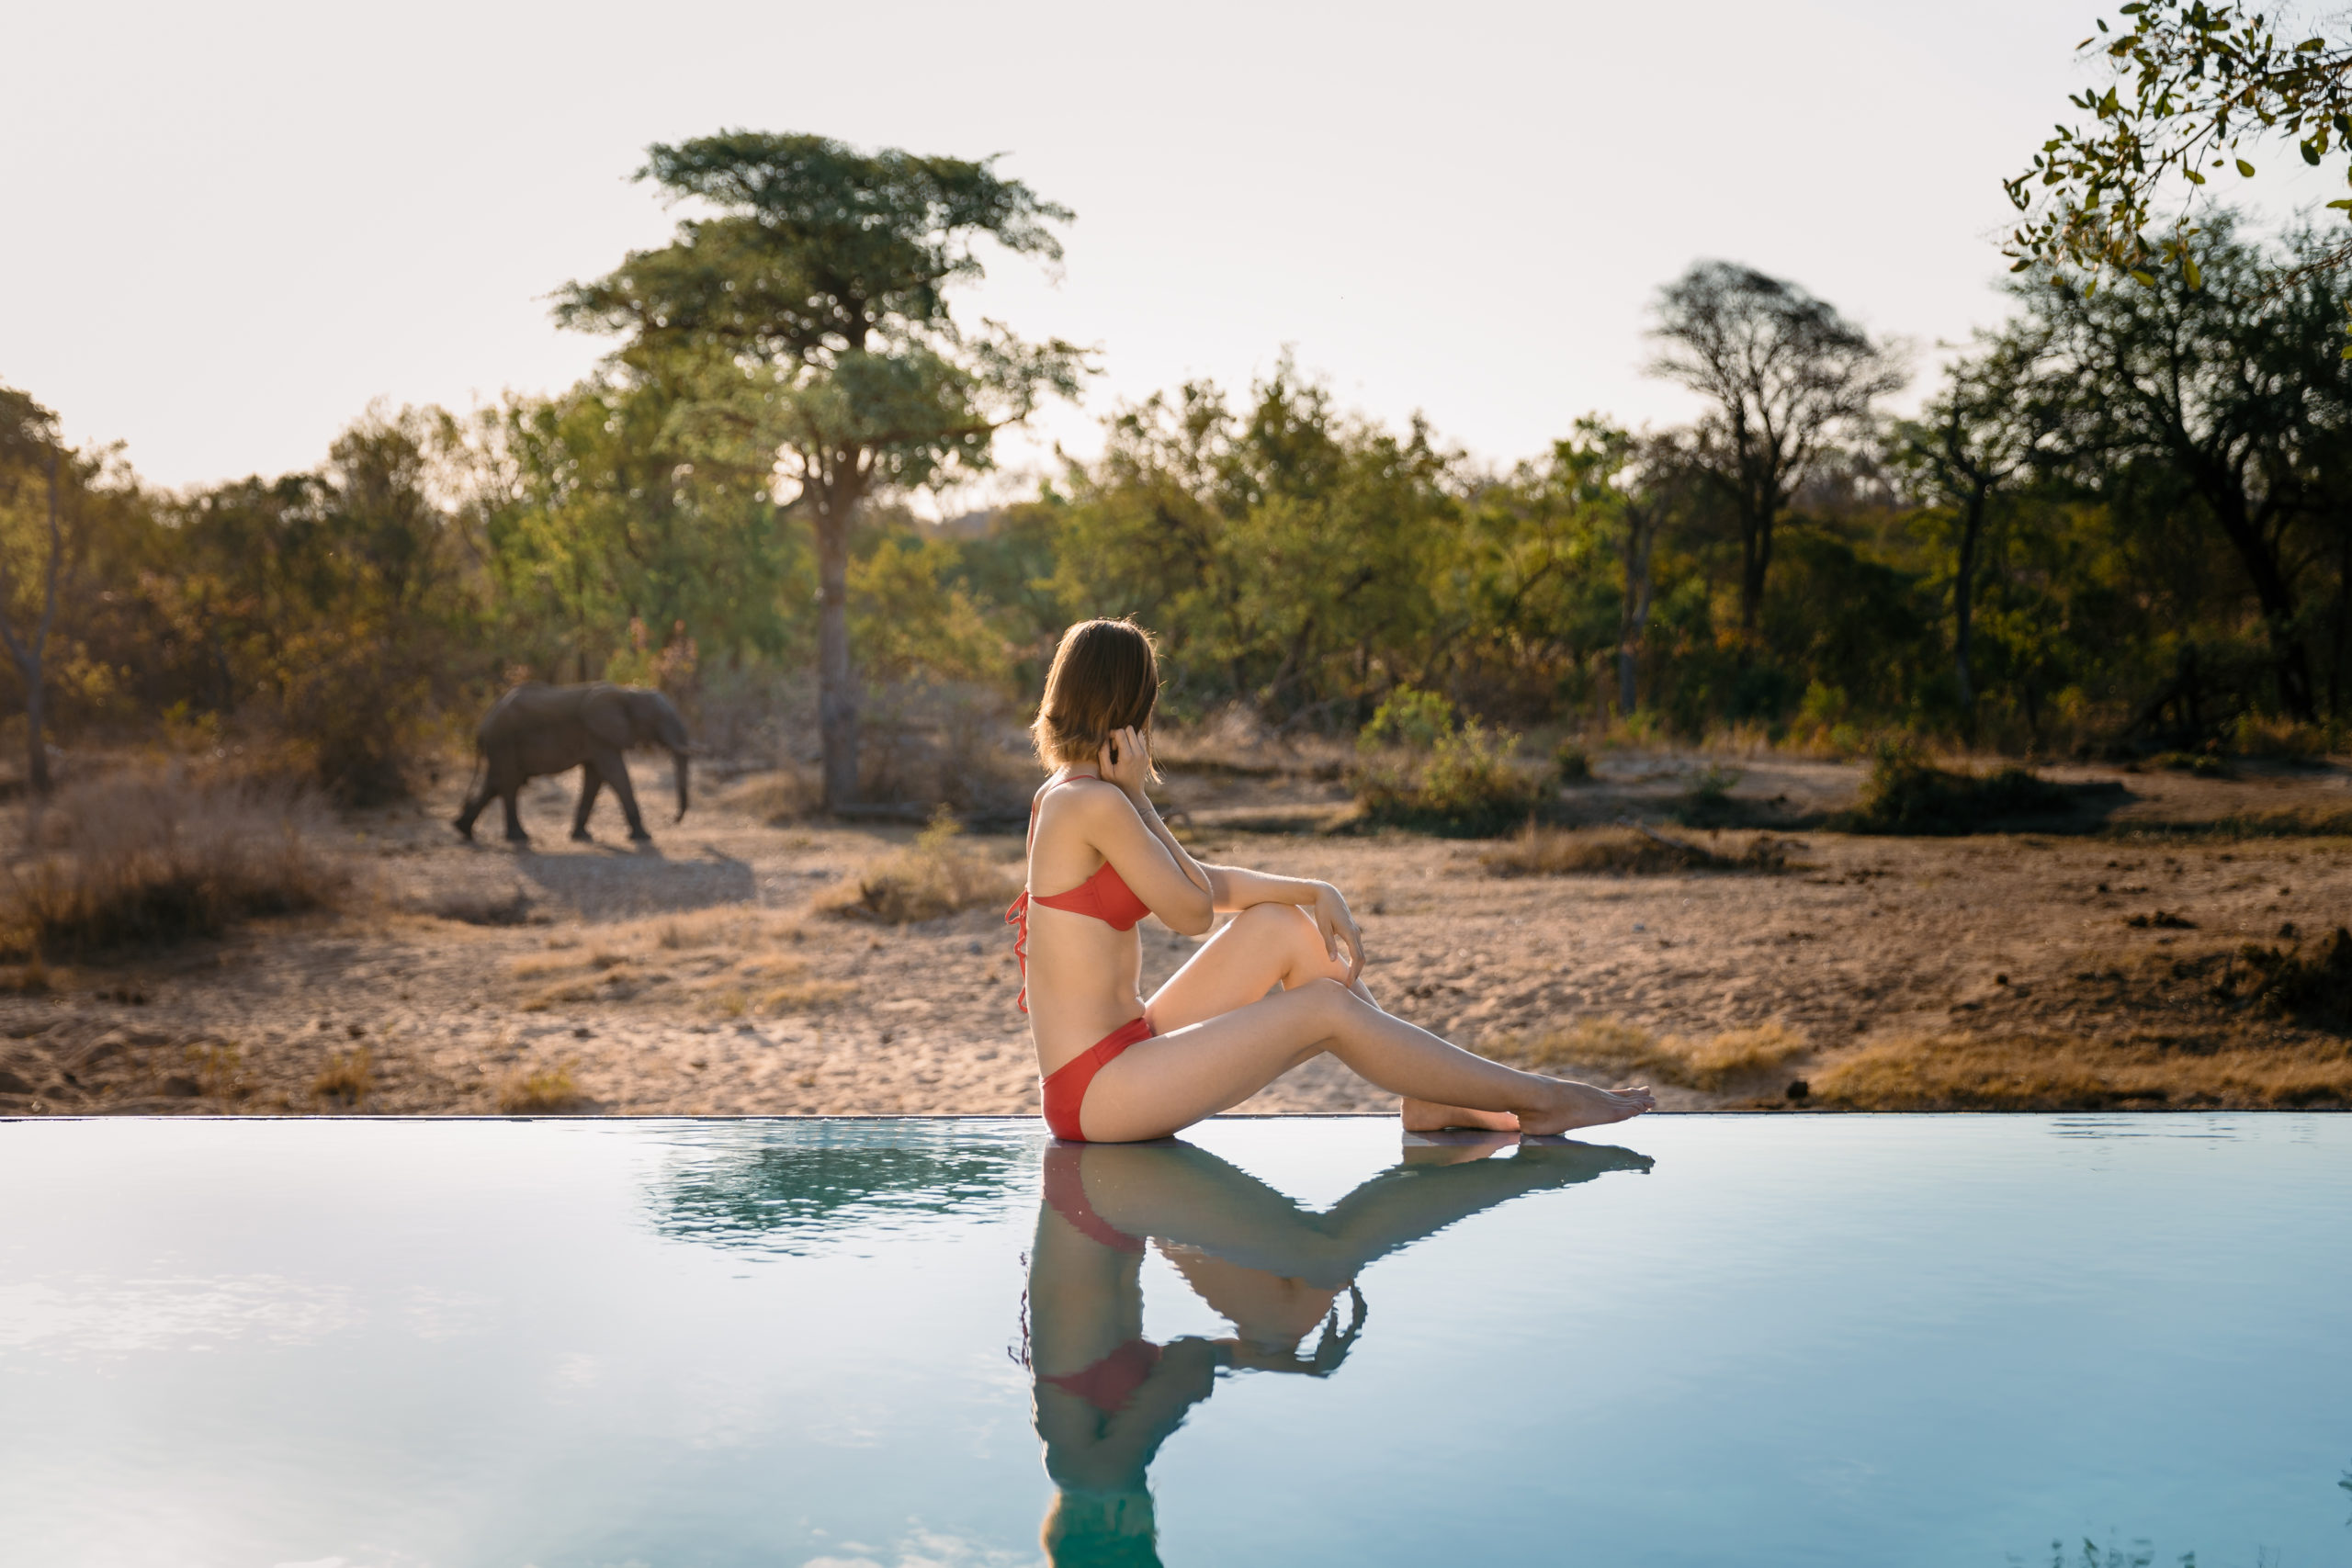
5, 2, 2352, 1117
13, 199, 2352, 834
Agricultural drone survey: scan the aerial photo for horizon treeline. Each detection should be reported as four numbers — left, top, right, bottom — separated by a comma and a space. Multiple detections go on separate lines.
6, 195, 2352, 806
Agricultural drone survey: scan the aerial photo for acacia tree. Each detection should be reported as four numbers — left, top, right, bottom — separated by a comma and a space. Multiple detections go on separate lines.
559, 130, 1086, 807
1646, 262, 1905, 636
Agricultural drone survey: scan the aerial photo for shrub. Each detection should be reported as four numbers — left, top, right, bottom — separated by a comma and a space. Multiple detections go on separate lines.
2227, 713, 2346, 761
2220, 925, 2352, 1032
1355, 720, 1544, 837
1357, 686, 1455, 751
497, 1062, 588, 1113
718, 766, 822, 824
822, 808, 1022, 923
2, 765, 347, 956
2145, 750, 2234, 779
312, 1047, 372, 1108
1553, 739, 1592, 784
1495, 1018, 1810, 1092
1673, 761, 1747, 825
1811, 1032, 2352, 1111
1480, 824, 1794, 877
1840, 741, 2075, 835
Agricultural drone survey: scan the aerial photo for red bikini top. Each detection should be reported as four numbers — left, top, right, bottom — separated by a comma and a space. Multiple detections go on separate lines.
1004, 775, 1153, 1012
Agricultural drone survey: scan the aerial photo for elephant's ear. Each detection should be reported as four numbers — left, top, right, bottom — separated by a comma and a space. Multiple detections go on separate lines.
582, 687, 634, 750
649, 693, 690, 750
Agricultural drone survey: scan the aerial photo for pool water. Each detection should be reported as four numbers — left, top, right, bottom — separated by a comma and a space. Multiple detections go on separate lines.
1, 1113, 2346, 1567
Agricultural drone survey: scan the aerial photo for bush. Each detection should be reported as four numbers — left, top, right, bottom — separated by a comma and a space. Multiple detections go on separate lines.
1355, 720, 1543, 837
1357, 686, 1455, 751
2228, 713, 2346, 761
2221, 926, 2352, 1032
3, 766, 347, 955
1553, 739, 1592, 784
313, 1047, 372, 1108
1480, 824, 1794, 877
823, 809, 1022, 923
1841, 741, 2075, 835
1494, 1018, 1810, 1093
497, 1062, 588, 1113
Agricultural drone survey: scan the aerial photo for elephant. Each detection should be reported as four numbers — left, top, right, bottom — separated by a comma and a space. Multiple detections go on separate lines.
455, 682, 691, 845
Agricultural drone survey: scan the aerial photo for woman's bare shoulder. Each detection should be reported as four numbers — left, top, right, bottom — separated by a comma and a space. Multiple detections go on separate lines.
1034, 774, 1130, 836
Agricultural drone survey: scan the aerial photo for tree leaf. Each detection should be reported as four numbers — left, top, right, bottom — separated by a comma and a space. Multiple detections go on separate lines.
2236, 158, 2257, 176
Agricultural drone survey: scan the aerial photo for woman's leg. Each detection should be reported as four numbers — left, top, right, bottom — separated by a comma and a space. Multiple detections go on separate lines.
1080, 976, 1653, 1143
1142, 903, 1585, 1136
1148, 902, 1368, 1029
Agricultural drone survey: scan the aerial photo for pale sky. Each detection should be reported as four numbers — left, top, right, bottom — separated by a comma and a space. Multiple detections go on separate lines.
0, 0, 2235, 502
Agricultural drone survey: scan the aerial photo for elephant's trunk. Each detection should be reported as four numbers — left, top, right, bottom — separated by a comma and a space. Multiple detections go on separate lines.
672, 750, 690, 823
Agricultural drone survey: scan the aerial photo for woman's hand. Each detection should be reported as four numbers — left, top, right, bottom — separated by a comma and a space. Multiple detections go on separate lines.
1097, 725, 1152, 800
1309, 881, 1364, 980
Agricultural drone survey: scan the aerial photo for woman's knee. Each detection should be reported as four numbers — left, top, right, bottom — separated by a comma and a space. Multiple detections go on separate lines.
1231, 902, 1327, 975
1291, 976, 1359, 1028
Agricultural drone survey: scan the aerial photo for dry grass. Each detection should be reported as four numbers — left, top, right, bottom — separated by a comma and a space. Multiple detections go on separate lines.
1812, 1032, 2352, 1110
757, 978, 859, 1013
496, 1061, 587, 1113
821, 810, 1020, 924
423, 886, 540, 926
312, 1046, 372, 1108
716, 766, 821, 824
2, 765, 347, 955
1492, 1017, 1812, 1092
1481, 824, 1797, 878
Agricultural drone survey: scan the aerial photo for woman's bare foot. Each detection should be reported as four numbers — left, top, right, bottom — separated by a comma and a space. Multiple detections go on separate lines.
1401, 1098, 1521, 1134
1513, 1079, 1655, 1137
1401, 1129, 1520, 1166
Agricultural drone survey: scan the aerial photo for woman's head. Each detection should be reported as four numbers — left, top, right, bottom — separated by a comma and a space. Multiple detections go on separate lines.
1032, 619, 1160, 771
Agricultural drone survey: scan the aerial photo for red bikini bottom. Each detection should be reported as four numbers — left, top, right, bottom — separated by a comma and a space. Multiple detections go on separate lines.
1039, 1015, 1154, 1142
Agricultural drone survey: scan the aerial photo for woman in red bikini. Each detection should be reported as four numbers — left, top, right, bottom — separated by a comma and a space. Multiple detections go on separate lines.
1008, 617, 1656, 1144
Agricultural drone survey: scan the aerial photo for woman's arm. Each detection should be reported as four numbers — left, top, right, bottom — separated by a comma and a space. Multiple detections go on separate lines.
1097, 727, 1363, 973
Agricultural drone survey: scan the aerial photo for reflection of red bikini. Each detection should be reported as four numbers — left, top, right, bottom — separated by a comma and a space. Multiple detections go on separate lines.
1005, 776, 1156, 1143
1038, 1145, 1161, 1412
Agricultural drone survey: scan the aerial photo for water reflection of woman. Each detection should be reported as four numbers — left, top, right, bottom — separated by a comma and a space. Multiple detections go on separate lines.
1026, 1134, 1653, 1566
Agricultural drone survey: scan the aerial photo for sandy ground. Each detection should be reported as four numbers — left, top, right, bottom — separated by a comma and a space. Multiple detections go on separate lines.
3, 751, 2349, 1118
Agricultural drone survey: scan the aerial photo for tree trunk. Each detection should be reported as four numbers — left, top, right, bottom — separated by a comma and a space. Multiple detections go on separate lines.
2329, 513, 2351, 721
815, 491, 859, 809
1953, 484, 1984, 743
2200, 482, 2316, 721
1619, 502, 1658, 715
23, 680, 47, 796
1737, 484, 1774, 636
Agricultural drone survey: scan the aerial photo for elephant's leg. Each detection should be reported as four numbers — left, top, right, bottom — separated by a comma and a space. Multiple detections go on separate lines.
571, 764, 604, 842
455, 767, 488, 840
499, 766, 530, 844
597, 750, 651, 841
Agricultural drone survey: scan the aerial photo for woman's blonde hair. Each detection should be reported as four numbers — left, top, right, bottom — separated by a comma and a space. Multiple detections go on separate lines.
1031, 619, 1160, 773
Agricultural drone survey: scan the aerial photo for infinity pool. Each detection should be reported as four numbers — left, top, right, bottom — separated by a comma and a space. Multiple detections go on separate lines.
1, 1114, 2345, 1567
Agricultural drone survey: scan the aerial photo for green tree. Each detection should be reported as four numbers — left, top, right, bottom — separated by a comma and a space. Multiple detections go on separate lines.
0, 387, 74, 795
2007, 1, 2352, 288
0, 388, 145, 795
1890, 332, 2056, 736
1647, 262, 1906, 637
2019, 221, 2352, 719
556, 130, 1087, 806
